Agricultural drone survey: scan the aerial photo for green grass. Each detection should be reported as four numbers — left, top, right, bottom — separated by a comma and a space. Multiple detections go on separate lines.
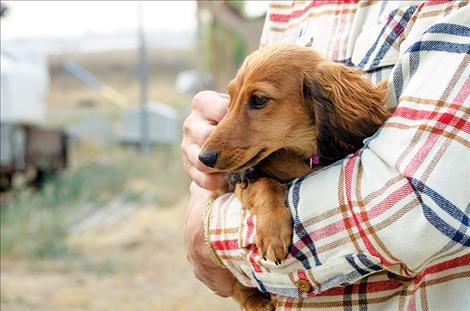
0, 145, 189, 259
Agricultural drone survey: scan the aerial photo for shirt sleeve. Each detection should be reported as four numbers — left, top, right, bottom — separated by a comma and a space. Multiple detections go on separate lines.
205, 2, 470, 298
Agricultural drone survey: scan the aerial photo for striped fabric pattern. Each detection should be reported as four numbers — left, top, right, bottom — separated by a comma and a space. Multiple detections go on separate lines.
207, 1, 470, 310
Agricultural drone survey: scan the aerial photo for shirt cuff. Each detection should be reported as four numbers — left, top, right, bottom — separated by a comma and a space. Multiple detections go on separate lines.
205, 192, 262, 289
202, 198, 225, 268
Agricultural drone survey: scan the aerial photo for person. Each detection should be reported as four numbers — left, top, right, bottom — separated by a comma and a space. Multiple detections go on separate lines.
182, 1, 470, 310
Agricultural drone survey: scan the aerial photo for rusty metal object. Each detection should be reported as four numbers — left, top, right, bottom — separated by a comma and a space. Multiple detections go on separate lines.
25, 126, 68, 172
0, 125, 68, 191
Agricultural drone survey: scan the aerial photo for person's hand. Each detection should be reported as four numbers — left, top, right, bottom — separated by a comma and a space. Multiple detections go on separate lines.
182, 91, 234, 296
184, 182, 236, 297
181, 91, 229, 191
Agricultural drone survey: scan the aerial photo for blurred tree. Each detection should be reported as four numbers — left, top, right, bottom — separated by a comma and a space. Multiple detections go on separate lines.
1, 3, 8, 18
197, 1, 265, 91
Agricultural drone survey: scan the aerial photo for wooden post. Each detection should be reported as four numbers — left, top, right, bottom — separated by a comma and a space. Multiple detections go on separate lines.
198, 1, 265, 90
210, 18, 220, 90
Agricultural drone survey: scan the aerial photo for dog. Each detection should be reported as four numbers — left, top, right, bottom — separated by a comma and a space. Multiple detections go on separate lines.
198, 43, 390, 311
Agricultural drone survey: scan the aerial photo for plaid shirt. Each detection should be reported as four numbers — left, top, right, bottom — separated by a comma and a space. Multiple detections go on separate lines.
205, 1, 470, 310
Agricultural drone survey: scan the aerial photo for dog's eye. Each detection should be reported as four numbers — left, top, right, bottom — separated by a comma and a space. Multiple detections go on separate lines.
249, 95, 269, 109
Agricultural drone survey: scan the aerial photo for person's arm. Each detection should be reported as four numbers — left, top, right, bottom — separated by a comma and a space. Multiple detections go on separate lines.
204, 4, 470, 298
184, 181, 235, 297
182, 91, 236, 297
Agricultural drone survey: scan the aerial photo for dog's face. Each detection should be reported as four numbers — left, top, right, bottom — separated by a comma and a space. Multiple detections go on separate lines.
199, 44, 389, 172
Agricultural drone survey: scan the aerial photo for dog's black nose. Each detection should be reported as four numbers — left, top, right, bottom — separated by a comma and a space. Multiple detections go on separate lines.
198, 150, 218, 168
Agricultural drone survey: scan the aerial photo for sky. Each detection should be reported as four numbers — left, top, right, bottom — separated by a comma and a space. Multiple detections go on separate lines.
1, 1, 268, 40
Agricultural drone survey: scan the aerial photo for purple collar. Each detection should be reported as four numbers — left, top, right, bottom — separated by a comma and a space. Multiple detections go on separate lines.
309, 155, 321, 168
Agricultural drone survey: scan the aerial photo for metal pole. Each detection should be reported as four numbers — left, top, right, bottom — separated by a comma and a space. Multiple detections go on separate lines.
196, 2, 205, 90
138, 1, 150, 153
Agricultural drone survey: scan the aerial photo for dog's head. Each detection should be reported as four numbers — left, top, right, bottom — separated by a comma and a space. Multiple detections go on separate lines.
199, 43, 389, 172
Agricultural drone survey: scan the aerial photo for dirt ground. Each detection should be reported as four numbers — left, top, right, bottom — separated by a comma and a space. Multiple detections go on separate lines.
1, 47, 240, 310
1, 199, 238, 311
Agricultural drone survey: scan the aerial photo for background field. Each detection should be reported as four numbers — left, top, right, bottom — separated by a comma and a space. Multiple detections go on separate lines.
0, 47, 238, 311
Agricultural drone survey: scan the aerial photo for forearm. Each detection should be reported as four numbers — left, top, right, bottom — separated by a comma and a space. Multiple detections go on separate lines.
205, 3, 470, 297
207, 138, 469, 298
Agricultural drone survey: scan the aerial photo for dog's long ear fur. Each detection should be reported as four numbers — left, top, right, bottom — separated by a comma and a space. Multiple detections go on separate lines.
304, 63, 389, 163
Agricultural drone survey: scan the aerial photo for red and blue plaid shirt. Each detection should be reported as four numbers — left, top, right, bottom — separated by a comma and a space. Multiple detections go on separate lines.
205, 1, 470, 310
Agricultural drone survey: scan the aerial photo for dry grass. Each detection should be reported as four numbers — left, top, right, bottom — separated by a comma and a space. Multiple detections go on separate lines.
1, 145, 187, 257
1, 48, 238, 310
1, 198, 237, 311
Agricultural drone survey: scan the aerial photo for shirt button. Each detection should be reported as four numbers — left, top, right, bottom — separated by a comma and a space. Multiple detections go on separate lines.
295, 279, 312, 293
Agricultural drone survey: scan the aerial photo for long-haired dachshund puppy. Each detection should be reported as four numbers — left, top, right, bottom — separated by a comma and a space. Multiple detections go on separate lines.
198, 43, 390, 311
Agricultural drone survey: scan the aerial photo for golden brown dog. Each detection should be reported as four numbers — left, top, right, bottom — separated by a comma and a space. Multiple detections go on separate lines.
198, 43, 390, 311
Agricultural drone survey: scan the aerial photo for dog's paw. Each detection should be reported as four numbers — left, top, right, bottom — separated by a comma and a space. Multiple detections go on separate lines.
255, 208, 292, 263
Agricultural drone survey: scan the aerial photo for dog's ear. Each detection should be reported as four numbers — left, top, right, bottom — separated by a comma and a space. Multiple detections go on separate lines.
303, 63, 390, 163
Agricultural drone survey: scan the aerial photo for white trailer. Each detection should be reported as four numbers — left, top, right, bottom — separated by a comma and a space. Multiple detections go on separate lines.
0, 46, 67, 190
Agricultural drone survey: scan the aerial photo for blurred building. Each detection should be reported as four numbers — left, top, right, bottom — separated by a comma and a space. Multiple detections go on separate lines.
119, 103, 180, 145
0, 7, 67, 190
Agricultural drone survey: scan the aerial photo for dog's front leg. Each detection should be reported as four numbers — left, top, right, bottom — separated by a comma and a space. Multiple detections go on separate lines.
236, 178, 292, 263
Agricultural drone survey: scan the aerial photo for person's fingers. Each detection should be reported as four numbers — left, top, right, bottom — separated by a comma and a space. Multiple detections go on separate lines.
181, 91, 229, 191
182, 113, 215, 146
180, 136, 194, 176
188, 181, 220, 203
181, 138, 217, 176
182, 139, 226, 190
205, 269, 235, 297
191, 122, 215, 147
185, 143, 219, 173
181, 122, 214, 173
187, 165, 227, 191
192, 91, 229, 123
194, 265, 235, 297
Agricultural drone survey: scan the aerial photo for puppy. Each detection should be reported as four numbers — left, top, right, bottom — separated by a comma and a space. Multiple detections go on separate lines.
199, 43, 389, 311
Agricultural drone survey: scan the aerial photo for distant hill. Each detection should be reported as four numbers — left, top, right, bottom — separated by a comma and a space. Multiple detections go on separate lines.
2, 31, 195, 54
